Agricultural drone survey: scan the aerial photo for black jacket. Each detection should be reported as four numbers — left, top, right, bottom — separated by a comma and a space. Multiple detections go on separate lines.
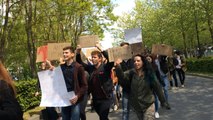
76, 51, 114, 99
0, 80, 23, 120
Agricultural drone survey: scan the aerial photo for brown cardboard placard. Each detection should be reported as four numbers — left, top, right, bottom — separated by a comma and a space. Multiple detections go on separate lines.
151, 44, 173, 56
107, 46, 132, 62
47, 43, 71, 60
130, 42, 145, 55
78, 35, 99, 48
36, 45, 48, 63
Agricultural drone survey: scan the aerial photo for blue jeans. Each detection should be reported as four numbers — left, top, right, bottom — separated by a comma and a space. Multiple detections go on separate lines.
154, 75, 169, 112
62, 103, 80, 120
122, 91, 130, 120
171, 69, 178, 87
154, 92, 159, 112
161, 75, 169, 101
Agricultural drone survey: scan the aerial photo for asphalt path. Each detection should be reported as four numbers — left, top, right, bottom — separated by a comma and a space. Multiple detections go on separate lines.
29, 75, 213, 120
86, 75, 213, 120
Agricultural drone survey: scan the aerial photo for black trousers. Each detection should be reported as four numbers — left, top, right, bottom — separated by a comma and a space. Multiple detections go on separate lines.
42, 107, 59, 120
93, 99, 112, 120
170, 69, 178, 87
176, 68, 185, 85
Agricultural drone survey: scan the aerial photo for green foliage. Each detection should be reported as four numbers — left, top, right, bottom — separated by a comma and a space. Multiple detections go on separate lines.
15, 79, 40, 112
186, 57, 213, 73
0, 0, 117, 79
117, 0, 213, 56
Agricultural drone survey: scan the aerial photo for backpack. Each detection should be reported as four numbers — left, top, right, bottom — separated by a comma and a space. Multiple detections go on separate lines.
160, 61, 169, 74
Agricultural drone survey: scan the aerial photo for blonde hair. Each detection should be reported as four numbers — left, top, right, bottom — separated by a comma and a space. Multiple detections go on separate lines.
0, 61, 16, 96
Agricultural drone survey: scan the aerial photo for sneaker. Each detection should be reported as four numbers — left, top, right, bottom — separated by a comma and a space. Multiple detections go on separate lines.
155, 112, 160, 118
109, 108, 113, 112
172, 87, 178, 90
181, 85, 185, 88
87, 100, 91, 104
113, 105, 118, 111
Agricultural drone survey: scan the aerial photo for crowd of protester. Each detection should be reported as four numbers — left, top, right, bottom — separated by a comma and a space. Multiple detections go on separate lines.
0, 41, 187, 120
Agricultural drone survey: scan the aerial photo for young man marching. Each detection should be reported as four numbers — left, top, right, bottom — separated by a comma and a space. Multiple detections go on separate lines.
76, 45, 114, 120
60, 46, 88, 120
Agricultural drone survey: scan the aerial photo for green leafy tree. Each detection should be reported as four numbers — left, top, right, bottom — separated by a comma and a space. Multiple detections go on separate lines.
117, 0, 212, 58
1, 0, 117, 78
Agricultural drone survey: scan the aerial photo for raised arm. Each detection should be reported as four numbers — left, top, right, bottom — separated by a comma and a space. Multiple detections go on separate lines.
102, 50, 114, 73
95, 43, 111, 66
45, 59, 55, 70
114, 59, 132, 90
75, 45, 90, 72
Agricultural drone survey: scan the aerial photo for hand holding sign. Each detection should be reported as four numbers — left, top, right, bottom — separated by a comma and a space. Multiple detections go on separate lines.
76, 45, 82, 54
114, 58, 122, 67
70, 95, 78, 105
95, 42, 103, 52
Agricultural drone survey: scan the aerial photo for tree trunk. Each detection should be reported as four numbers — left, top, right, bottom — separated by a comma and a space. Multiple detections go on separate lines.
25, 0, 37, 78
73, 13, 84, 48
0, 0, 9, 62
177, 0, 188, 58
179, 7, 188, 58
201, 0, 213, 44
209, 23, 213, 44
181, 30, 188, 58
205, 8, 213, 44
194, 3, 201, 58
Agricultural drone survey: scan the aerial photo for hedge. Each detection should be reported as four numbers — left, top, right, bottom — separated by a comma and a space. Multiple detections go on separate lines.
15, 79, 41, 112
186, 57, 213, 73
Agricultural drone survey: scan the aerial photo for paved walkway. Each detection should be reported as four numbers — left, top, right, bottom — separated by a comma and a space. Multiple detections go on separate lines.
157, 75, 213, 120
29, 75, 213, 120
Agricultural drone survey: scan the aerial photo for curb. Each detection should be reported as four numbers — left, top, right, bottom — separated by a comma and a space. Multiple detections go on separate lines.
186, 73, 213, 79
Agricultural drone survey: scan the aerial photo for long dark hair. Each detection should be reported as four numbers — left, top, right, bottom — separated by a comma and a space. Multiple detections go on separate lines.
0, 61, 16, 96
146, 54, 158, 71
133, 54, 155, 84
